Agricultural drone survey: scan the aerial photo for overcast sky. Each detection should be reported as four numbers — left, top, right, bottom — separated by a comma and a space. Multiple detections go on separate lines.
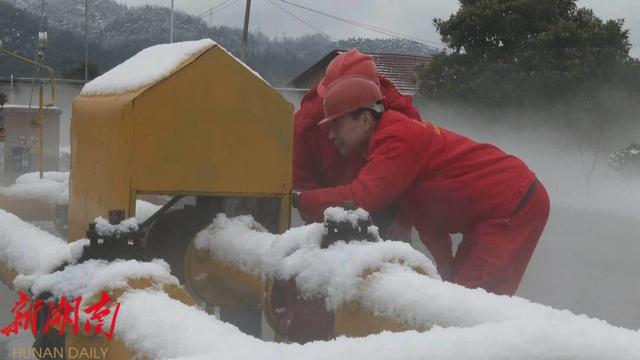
115, 0, 640, 57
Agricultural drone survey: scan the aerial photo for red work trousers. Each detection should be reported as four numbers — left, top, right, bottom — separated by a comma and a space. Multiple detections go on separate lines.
421, 181, 550, 296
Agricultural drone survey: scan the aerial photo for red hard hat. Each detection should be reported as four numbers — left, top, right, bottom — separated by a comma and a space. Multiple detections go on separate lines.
319, 76, 384, 125
317, 49, 379, 97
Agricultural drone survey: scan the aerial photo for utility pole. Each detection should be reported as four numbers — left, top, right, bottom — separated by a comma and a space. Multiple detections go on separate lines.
84, 0, 88, 80
240, 0, 251, 62
170, 0, 174, 43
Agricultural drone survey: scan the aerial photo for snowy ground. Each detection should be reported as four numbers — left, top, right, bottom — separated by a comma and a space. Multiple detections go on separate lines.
518, 206, 640, 329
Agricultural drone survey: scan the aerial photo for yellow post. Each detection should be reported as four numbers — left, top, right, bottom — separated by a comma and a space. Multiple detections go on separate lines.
1, 47, 55, 180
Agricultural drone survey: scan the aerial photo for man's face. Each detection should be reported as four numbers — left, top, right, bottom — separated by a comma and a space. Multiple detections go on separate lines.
327, 112, 371, 156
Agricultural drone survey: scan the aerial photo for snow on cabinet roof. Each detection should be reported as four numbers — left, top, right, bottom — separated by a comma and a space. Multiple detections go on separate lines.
80, 39, 217, 96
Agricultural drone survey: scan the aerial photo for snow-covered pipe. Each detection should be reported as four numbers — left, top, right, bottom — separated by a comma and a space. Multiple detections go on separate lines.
2, 209, 640, 359
0, 209, 85, 289
189, 211, 441, 338
21, 259, 196, 360
103, 289, 640, 360
10, 259, 640, 360
184, 240, 264, 309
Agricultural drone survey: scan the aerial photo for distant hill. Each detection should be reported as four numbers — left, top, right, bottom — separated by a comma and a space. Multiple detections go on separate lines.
1, 0, 438, 85
0, 1, 106, 80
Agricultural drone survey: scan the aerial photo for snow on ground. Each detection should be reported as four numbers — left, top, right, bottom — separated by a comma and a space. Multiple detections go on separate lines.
0, 171, 69, 205
0, 209, 85, 278
14, 172, 69, 184
80, 39, 216, 96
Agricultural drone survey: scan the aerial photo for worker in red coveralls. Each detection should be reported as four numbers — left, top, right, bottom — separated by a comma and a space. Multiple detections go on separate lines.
292, 69, 550, 296
294, 49, 422, 239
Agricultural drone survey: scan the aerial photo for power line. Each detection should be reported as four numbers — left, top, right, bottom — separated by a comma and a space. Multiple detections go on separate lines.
278, 0, 441, 48
177, 0, 233, 27
279, 0, 424, 43
279, 0, 431, 45
194, 0, 232, 18
210, 0, 240, 17
265, 0, 335, 40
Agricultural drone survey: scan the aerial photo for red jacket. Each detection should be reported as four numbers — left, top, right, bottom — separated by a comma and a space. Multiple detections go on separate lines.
293, 76, 422, 192
298, 110, 536, 234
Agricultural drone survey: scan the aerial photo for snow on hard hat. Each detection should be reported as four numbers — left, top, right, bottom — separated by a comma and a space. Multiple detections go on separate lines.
317, 49, 380, 97
319, 76, 384, 125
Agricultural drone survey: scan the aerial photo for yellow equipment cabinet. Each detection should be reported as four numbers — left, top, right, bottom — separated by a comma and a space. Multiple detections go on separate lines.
69, 40, 293, 337
69, 41, 293, 241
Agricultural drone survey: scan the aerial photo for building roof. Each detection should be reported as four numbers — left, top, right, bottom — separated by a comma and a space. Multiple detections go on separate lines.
290, 49, 432, 96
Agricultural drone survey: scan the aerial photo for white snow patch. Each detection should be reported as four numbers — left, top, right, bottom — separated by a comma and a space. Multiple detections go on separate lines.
265, 235, 439, 310
26, 259, 178, 302
94, 216, 139, 237
80, 39, 216, 96
323, 206, 370, 226
111, 290, 640, 360
359, 264, 551, 330
194, 213, 438, 310
0, 171, 69, 205
0, 209, 85, 277
220, 46, 269, 85
15, 172, 69, 184
134, 200, 161, 222
194, 214, 274, 276
2, 172, 169, 221
2, 211, 640, 359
